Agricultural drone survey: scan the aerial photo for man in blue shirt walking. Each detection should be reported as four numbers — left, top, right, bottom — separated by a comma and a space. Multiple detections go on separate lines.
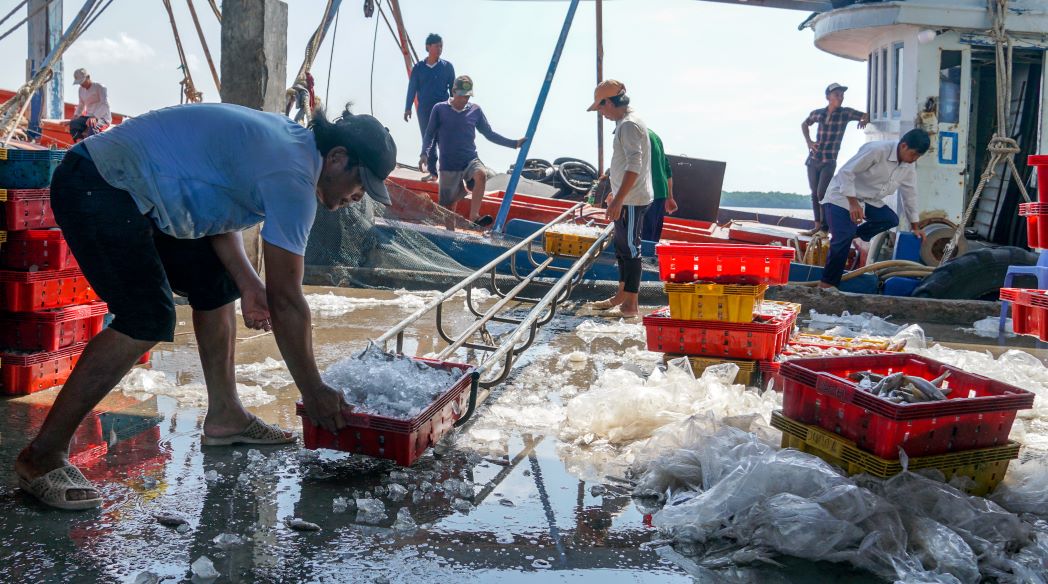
404, 33, 455, 182
421, 75, 525, 230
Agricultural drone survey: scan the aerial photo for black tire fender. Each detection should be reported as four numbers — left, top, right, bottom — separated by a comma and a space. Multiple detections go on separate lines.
911, 246, 1039, 300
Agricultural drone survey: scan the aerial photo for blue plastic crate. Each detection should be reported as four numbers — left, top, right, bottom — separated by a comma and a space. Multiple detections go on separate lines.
0, 148, 64, 189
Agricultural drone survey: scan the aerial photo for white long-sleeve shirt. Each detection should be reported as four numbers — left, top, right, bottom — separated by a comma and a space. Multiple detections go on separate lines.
822, 140, 919, 223
77, 82, 111, 124
610, 109, 654, 207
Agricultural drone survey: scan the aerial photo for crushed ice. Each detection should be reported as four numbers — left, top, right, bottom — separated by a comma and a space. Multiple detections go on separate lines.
574, 318, 645, 344
116, 369, 274, 408
322, 350, 465, 419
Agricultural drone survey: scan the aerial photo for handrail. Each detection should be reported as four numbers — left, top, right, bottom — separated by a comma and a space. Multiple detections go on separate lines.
375, 202, 583, 347
492, 0, 581, 233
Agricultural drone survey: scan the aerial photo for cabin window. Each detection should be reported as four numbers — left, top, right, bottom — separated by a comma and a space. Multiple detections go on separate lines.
939, 50, 962, 124
892, 42, 904, 116
880, 48, 889, 118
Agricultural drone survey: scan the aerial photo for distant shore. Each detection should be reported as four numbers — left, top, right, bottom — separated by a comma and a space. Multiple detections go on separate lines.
720, 191, 810, 209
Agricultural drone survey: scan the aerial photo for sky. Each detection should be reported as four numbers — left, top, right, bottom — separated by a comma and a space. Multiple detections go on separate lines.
0, 0, 870, 194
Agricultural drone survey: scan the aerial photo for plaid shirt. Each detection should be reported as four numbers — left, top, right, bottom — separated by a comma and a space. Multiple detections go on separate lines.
805, 106, 865, 165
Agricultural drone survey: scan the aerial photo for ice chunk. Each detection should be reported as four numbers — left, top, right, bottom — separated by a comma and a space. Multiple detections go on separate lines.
332, 497, 349, 513
204, 470, 219, 484
235, 357, 293, 388
191, 556, 219, 580
452, 498, 473, 513
213, 533, 244, 550
305, 290, 435, 317
590, 485, 607, 497
387, 484, 408, 502
531, 559, 552, 569
285, 517, 321, 531
574, 319, 645, 344
132, 571, 160, 584
356, 498, 385, 515
116, 368, 274, 408
176, 524, 192, 534
392, 508, 417, 532
547, 223, 604, 237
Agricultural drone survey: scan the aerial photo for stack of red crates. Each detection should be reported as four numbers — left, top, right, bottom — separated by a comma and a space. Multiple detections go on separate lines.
0, 180, 109, 395
645, 243, 799, 383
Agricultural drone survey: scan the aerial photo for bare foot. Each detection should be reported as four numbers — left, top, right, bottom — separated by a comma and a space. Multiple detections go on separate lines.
16, 445, 98, 502
817, 282, 837, 290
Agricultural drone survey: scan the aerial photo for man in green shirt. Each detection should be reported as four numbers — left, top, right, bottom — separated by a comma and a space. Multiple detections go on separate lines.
641, 129, 676, 242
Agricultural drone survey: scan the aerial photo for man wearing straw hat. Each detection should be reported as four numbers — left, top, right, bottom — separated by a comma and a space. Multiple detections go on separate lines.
586, 80, 652, 318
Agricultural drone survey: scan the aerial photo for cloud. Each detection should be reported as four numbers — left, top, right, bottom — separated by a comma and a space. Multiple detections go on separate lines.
66, 33, 156, 66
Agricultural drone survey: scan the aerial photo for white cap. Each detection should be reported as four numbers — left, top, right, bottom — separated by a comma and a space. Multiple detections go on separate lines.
72, 68, 88, 85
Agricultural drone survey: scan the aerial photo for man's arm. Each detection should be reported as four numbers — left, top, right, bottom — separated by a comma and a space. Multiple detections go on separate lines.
264, 242, 349, 432
802, 111, 818, 152
851, 107, 870, 130
95, 85, 112, 124
836, 145, 882, 223
446, 62, 456, 96
605, 121, 646, 220
404, 66, 419, 120
475, 108, 520, 149
209, 232, 269, 330
665, 177, 677, 215
897, 168, 922, 237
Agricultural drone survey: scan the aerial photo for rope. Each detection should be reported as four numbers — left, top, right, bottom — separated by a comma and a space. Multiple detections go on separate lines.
940, 0, 1032, 265
324, 4, 340, 108
206, 0, 221, 23
161, 0, 203, 104
0, 0, 59, 44
185, 0, 221, 94
0, 1, 29, 30
369, 0, 381, 115
286, 0, 340, 125
0, 0, 103, 145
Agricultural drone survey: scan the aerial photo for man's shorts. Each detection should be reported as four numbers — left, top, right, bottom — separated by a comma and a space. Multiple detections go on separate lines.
437, 158, 494, 208
49, 153, 241, 342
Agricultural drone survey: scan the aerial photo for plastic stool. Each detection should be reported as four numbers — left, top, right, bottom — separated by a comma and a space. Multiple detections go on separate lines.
1000, 249, 1048, 330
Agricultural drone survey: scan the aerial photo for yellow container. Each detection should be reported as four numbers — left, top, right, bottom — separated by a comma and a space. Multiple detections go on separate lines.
771, 411, 1019, 496
665, 355, 759, 386
544, 231, 598, 257
664, 282, 768, 323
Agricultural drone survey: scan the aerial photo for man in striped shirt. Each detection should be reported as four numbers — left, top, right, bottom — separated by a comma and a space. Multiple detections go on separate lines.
801, 83, 869, 234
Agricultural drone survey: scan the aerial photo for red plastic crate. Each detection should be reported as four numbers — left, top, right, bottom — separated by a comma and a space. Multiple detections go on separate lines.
0, 188, 55, 231
0, 344, 85, 395
643, 304, 797, 360
0, 302, 108, 352
1018, 202, 1048, 249
298, 357, 476, 466
0, 267, 97, 312
1030, 154, 1048, 200
780, 353, 1035, 459
1001, 288, 1048, 340
655, 243, 795, 284
0, 229, 77, 271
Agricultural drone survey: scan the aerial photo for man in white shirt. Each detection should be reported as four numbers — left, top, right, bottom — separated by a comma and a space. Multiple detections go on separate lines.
819, 128, 931, 288
69, 67, 111, 142
586, 80, 653, 317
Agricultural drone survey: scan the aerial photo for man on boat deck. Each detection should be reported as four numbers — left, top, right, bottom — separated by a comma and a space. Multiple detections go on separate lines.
68, 67, 112, 142
801, 83, 870, 235
641, 128, 676, 243
15, 103, 396, 511
404, 33, 455, 182
819, 128, 930, 289
420, 75, 526, 230
587, 80, 653, 318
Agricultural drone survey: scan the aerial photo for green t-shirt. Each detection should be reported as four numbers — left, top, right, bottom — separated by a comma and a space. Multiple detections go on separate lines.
649, 129, 672, 200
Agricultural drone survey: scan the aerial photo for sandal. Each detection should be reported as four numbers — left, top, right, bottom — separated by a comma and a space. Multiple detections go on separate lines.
18, 464, 102, 510
201, 416, 295, 447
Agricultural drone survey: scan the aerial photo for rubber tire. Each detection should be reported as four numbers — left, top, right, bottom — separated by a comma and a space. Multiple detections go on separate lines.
557, 161, 598, 193
911, 246, 1039, 300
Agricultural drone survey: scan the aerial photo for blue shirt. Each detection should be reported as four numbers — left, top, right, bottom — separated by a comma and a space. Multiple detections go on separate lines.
81, 103, 322, 256
421, 102, 517, 172
404, 59, 455, 113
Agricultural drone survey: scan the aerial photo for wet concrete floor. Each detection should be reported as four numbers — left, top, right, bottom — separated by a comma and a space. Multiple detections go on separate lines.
0, 286, 1040, 583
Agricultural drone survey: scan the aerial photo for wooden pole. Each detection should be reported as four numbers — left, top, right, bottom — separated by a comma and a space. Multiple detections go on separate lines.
596, 0, 604, 174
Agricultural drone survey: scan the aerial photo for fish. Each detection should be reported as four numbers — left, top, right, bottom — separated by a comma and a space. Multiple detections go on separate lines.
905, 375, 949, 401
871, 372, 905, 395
154, 513, 189, 528
285, 517, 321, 531
849, 371, 885, 383
930, 370, 951, 387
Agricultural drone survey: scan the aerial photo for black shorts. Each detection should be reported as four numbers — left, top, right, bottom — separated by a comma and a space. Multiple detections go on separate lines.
49, 153, 240, 342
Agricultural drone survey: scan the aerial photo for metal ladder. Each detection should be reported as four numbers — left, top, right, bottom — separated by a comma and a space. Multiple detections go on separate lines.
373, 202, 612, 426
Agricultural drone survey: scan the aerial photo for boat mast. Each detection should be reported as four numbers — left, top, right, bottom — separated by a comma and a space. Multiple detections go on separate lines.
27, 0, 63, 138
387, 0, 416, 79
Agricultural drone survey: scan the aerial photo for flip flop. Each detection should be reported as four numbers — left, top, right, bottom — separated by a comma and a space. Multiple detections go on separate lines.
200, 416, 295, 447
603, 308, 641, 319
472, 215, 494, 228
18, 464, 102, 510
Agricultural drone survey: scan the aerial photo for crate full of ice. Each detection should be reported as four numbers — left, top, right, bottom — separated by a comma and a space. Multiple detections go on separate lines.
297, 351, 475, 466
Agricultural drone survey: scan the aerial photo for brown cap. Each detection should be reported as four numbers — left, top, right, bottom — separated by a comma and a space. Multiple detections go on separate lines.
587, 79, 625, 111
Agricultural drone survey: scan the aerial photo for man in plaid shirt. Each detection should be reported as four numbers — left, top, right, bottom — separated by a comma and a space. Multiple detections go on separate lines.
801, 83, 869, 234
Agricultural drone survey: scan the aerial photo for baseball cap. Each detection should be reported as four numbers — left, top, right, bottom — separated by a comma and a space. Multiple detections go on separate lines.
587, 79, 626, 111
825, 82, 848, 95
72, 68, 88, 85
452, 75, 474, 97
342, 114, 397, 206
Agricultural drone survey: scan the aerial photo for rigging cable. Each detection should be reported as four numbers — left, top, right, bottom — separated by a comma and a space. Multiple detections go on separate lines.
369, 0, 381, 115
185, 0, 221, 94
0, 0, 60, 44
324, 1, 339, 109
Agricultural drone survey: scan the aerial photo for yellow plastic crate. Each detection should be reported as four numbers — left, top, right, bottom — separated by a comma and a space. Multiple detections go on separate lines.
771, 410, 1019, 496
544, 231, 599, 257
665, 355, 759, 386
664, 281, 768, 323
